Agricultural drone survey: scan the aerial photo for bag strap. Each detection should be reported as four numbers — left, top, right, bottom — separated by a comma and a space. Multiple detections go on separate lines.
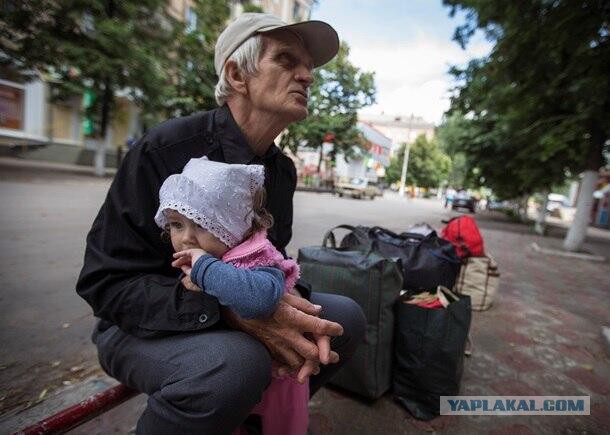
455, 216, 472, 258
440, 286, 474, 356
321, 224, 358, 248
431, 250, 462, 264
369, 226, 401, 239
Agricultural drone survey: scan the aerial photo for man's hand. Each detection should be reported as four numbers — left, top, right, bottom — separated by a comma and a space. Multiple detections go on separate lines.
172, 249, 208, 275
222, 292, 343, 377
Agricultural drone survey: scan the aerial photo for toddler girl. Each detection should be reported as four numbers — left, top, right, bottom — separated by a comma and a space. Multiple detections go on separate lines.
154, 156, 308, 435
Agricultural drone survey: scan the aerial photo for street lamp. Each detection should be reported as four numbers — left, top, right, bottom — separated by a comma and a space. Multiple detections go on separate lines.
398, 142, 411, 197
398, 115, 414, 197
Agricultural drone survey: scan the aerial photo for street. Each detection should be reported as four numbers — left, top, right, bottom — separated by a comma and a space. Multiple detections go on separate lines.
1, 160, 610, 434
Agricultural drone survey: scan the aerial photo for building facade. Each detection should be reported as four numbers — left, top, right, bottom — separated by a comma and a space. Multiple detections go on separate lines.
0, 0, 312, 165
358, 113, 436, 155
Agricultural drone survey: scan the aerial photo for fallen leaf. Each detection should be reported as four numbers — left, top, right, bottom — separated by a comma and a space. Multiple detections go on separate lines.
581, 364, 594, 371
51, 361, 61, 368
70, 365, 83, 373
62, 323, 71, 329
38, 388, 48, 401
62, 381, 72, 386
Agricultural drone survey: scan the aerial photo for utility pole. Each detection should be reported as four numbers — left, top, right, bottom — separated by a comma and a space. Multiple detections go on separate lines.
398, 114, 414, 197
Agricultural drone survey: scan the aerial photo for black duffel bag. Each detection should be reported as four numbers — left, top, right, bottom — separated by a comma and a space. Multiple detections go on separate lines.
340, 225, 461, 292
298, 226, 403, 399
393, 288, 472, 420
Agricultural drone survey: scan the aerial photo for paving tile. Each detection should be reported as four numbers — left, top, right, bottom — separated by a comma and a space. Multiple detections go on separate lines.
591, 403, 610, 432
564, 368, 610, 395
488, 423, 537, 435
489, 379, 542, 396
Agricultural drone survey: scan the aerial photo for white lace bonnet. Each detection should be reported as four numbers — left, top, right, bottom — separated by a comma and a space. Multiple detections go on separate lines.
154, 156, 265, 248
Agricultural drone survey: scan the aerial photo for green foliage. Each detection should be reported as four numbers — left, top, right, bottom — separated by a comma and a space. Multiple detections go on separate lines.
1, 0, 177, 137
436, 111, 476, 188
279, 43, 376, 161
443, 0, 610, 200
163, 0, 230, 118
386, 134, 452, 188
242, 3, 264, 13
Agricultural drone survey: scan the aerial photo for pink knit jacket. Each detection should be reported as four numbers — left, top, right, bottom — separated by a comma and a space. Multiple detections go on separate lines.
222, 230, 300, 294
224, 230, 308, 435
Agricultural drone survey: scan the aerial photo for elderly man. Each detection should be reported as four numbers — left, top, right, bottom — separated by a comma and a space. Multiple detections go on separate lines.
77, 13, 366, 435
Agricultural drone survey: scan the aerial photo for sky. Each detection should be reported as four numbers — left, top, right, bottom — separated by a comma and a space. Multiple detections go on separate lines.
311, 0, 492, 125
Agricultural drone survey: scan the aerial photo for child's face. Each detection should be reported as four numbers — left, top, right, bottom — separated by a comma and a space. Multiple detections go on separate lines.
165, 210, 230, 258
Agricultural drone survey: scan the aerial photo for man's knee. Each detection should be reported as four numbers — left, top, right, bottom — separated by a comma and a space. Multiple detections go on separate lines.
314, 293, 366, 353
334, 295, 366, 350
157, 335, 272, 419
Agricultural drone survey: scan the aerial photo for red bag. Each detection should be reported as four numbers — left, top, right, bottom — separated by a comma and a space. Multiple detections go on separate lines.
441, 216, 485, 258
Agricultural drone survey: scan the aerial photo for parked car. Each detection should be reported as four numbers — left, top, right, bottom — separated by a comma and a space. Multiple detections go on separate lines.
335, 177, 382, 200
452, 191, 476, 213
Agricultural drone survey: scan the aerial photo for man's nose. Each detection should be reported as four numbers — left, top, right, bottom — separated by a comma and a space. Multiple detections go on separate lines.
296, 65, 314, 87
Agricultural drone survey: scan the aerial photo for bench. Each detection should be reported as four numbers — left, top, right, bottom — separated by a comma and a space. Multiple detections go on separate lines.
16, 385, 138, 435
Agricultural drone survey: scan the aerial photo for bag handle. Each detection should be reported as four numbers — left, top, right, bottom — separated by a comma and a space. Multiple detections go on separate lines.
321, 224, 359, 248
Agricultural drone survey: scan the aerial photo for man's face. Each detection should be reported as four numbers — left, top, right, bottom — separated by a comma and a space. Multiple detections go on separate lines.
246, 30, 314, 122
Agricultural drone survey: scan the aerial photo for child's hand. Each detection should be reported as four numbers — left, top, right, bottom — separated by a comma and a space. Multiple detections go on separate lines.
181, 275, 202, 292
172, 248, 207, 275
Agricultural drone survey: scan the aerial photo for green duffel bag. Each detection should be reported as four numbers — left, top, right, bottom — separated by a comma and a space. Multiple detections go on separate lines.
297, 225, 403, 399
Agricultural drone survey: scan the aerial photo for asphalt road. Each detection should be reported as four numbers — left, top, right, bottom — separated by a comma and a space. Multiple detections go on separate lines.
0, 160, 451, 413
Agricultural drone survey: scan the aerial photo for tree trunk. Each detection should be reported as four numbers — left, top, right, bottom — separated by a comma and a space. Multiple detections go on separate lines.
534, 191, 548, 235
563, 170, 597, 251
517, 195, 529, 222
95, 79, 113, 177
563, 124, 604, 252
316, 144, 324, 173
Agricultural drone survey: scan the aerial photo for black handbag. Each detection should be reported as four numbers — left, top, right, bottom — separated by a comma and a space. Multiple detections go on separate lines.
393, 288, 472, 420
340, 225, 461, 292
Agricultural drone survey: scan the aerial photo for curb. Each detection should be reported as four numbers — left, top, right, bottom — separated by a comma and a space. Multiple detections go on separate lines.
0, 375, 119, 434
529, 242, 606, 262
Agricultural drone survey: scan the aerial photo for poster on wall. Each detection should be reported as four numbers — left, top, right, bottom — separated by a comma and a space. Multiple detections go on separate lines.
0, 83, 24, 130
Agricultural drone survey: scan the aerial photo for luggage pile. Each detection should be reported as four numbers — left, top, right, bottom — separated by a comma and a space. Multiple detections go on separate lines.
442, 216, 499, 311
297, 217, 499, 420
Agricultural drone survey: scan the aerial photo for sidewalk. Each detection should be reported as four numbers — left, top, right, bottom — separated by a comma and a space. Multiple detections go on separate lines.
306, 213, 610, 434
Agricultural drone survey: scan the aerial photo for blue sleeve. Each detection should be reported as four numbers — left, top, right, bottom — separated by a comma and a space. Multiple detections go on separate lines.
190, 255, 284, 319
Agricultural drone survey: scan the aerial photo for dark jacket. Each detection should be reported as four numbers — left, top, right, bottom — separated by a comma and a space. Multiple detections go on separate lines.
76, 105, 309, 337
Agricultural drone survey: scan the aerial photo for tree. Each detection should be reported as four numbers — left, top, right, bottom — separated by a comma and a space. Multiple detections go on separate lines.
1, 0, 177, 137
279, 43, 376, 169
386, 134, 452, 188
163, 0, 230, 118
444, 1, 609, 250
436, 112, 477, 189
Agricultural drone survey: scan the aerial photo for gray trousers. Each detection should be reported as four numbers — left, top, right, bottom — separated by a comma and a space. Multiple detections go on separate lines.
93, 292, 366, 435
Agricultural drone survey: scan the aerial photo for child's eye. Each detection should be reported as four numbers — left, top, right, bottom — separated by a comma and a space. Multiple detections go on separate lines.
169, 221, 182, 229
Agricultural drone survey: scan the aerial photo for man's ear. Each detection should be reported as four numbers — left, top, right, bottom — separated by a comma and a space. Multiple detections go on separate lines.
224, 60, 248, 96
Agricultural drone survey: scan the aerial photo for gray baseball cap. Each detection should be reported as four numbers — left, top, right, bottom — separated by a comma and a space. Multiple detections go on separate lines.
214, 13, 339, 76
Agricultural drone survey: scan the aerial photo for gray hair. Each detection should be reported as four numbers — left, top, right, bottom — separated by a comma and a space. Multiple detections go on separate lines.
215, 34, 264, 106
